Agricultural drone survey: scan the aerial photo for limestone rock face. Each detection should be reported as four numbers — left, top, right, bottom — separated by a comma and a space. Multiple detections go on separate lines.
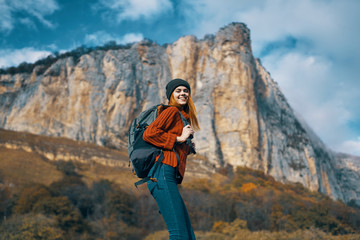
334, 153, 360, 206
0, 23, 358, 203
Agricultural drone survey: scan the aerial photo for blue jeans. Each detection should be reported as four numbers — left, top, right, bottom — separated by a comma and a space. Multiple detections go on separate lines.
147, 163, 196, 240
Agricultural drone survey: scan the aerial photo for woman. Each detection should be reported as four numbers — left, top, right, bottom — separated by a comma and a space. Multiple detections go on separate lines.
143, 78, 200, 240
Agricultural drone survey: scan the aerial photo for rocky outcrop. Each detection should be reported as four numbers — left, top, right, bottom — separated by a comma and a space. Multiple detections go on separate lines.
0, 22, 358, 204
334, 153, 360, 206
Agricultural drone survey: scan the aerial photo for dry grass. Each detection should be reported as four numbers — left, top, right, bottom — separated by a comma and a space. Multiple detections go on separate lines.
0, 128, 147, 195
0, 147, 63, 189
0, 128, 113, 149
0, 128, 129, 163
76, 159, 149, 194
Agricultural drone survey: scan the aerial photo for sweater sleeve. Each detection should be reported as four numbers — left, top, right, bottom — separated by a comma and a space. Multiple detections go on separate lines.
143, 107, 179, 150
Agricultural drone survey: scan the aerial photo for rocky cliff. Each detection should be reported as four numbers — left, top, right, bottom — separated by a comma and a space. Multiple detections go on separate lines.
0, 22, 358, 204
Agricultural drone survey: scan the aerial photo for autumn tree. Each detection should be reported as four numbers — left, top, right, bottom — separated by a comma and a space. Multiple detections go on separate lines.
14, 184, 52, 214
0, 214, 63, 240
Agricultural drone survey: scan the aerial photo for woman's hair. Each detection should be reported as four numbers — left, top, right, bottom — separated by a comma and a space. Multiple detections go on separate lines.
169, 94, 200, 131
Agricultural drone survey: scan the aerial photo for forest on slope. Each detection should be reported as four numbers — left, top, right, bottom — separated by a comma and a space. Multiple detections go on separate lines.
1, 130, 360, 240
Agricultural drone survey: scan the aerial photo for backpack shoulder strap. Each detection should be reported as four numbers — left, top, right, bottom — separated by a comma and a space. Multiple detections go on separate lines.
178, 111, 195, 149
133, 109, 194, 187
178, 110, 189, 127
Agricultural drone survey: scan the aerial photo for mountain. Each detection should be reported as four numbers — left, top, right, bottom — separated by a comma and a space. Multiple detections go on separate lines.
0, 22, 359, 205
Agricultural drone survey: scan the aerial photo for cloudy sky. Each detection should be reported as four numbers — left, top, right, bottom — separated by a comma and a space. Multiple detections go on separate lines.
1, 0, 359, 156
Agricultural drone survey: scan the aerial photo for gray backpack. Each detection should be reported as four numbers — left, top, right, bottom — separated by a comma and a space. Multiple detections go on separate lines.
128, 104, 194, 187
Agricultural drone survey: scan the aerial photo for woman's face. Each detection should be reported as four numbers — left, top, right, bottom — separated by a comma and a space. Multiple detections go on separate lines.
173, 86, 189, 106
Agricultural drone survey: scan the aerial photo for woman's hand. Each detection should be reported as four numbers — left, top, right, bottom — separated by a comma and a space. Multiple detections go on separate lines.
176, 125, 194, 143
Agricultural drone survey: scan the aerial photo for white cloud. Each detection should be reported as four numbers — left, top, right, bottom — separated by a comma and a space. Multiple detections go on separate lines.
338, 138, 360, 156
240, 0, 360, 60
0, 0, 59, 32
181, 0, 360, 58
119, 33, 144, 44
85, 31, 113, 46
0, 48, 52, 68
262, 52, 334, 108
261, 50, 357, 151
84, 31, 143, 46
0, 0, 13, 32
95, 0, 173, 22
178, 0, 247, 37
179, 0, 360, 155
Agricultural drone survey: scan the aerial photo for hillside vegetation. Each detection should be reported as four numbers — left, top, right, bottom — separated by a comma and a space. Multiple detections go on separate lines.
0, 129, 360, 239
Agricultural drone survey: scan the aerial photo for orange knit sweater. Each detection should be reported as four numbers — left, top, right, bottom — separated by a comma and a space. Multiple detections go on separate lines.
143, 106, 190, 181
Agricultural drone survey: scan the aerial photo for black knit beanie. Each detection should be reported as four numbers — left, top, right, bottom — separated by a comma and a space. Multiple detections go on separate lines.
165, 78, 191, 100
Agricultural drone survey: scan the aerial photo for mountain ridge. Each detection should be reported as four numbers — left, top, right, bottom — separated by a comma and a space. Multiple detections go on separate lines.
0, 22, 359, 205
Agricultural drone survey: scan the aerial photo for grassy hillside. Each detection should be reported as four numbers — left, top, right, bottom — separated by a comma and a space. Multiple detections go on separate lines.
1, 129, 360, 240
0, 128, 136, 188
0, 147, 63, 187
